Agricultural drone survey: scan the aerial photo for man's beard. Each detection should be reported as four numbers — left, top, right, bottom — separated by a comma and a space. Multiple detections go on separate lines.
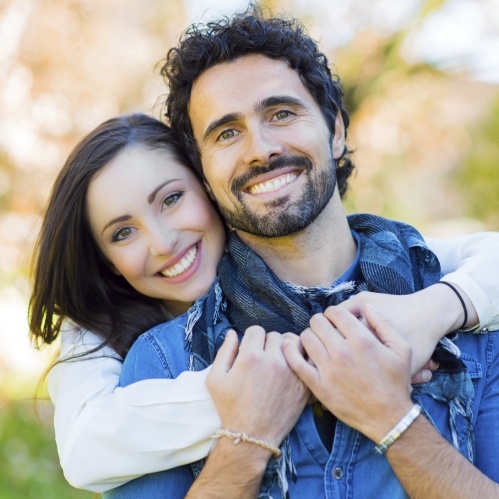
216, 153, 337, 238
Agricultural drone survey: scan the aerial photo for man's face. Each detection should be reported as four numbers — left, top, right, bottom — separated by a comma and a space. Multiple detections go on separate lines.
188, 54, 345, 237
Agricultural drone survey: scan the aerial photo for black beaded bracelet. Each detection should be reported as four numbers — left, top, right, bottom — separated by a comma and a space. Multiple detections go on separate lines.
438, 281, 468, 330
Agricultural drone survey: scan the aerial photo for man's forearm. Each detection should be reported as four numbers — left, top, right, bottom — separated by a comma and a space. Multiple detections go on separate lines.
386, 415, 498, 498
185, 438, 271, 499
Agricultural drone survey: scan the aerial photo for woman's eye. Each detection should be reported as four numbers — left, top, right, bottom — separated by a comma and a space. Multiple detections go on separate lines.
112, 226, 134, 242
162, 192, 183, 209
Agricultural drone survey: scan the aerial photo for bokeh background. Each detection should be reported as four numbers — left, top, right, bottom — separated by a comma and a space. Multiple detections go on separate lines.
1, 0, 498, 496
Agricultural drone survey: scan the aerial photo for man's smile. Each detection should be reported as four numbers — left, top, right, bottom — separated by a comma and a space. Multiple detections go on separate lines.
247, 171, 299, 195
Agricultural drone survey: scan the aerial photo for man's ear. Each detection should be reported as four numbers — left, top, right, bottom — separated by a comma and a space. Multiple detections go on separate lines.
332, 112, 346, 159
203, 180, 216, 201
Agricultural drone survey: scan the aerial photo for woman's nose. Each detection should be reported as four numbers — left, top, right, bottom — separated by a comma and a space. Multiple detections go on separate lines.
149, 225, 179, 257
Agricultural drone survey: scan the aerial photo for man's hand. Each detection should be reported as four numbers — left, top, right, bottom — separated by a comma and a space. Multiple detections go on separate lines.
186, 328, 309, 499
207, 327, 309, 449
334, 286, 470, 376
282, 305, 414, 444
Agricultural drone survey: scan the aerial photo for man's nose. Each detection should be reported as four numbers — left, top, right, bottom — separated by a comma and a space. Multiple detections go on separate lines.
241, 125, 284, 166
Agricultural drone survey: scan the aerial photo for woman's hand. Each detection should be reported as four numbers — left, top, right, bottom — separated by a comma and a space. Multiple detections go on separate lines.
334, 285, 470, 375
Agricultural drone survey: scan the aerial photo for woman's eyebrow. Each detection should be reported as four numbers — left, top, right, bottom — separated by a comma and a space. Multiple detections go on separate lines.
147, 180, 176, 204
101, 215, 131, 236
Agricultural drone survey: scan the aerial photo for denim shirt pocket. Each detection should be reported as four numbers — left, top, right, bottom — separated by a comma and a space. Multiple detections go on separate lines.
411, 355, 482, 461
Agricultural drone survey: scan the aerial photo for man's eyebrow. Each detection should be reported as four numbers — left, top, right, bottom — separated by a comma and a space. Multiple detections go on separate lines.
255, 95, 306, 112
203, 112, 242, 142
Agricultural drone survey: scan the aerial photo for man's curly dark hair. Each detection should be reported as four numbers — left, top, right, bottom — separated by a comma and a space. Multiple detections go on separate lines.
161, 3, 355, 198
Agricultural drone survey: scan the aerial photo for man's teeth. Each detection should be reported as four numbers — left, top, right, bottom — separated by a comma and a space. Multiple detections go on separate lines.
248, 173, 297, 194
160, 245, 197, 278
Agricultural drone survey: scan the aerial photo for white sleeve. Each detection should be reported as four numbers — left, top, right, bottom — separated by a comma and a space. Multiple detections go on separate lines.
424, 232, 499, 331
49, 323, 219, 493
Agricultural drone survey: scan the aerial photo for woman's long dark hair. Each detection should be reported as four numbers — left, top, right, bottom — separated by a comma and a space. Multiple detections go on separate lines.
29, 113, 194, 358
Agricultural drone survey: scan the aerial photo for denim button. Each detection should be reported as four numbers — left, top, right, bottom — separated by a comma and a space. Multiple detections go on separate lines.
333, 467, 343, 480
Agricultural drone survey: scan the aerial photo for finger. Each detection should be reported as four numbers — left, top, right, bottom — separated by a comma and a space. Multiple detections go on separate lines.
428, 359, 439, 371
362, 304, 404, 349
310, 312, 345, 338
323, 307, 372, 342
210, 329, 240, 381
309, 311, 359, 359
281, 332, 304, 355
239, 325, 266, 353
282, 337, 319, 386
263, 331, 284, 353
332, 296, 363, 317
300, 327, 331, 370
411, 369, 432, 384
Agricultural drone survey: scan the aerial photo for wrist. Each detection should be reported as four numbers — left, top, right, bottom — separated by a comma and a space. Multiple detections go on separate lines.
422, 284, 465, 336
213, 434, 273, 473
363, 399, 415, 444
212, 428, 281, 459
437, 281, 479, 331
374, 404, 422, 454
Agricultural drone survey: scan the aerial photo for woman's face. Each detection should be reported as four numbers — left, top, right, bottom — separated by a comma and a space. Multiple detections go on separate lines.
86, 145, 226, 316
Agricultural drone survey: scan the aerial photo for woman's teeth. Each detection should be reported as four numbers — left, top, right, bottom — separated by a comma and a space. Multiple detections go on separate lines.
160, 245, 197, 278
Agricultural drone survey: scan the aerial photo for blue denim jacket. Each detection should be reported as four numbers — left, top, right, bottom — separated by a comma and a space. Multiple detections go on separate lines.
106, 314, 499, 499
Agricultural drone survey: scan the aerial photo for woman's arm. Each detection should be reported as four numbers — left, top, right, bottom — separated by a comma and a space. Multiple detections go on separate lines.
337, 232, 499, 374
49, 323, 219, 492
425, 231, 499, 331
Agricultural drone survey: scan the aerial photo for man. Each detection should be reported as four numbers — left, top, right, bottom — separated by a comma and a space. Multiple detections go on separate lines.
109, 5, 499, 498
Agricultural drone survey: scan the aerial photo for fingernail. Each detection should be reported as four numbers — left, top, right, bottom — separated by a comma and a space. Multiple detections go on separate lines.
429, 360, 439, 370
421, 369, 432, 382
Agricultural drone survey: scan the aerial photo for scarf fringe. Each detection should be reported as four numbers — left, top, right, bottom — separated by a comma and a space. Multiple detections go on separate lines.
285, 280, 356, 298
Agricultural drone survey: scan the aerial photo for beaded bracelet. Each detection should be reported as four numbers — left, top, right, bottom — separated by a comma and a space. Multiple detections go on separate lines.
211, 428, 282, 459
374, 404, 422, 455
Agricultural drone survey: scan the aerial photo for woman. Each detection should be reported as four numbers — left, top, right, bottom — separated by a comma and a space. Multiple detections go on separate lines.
29, 113, 499, 492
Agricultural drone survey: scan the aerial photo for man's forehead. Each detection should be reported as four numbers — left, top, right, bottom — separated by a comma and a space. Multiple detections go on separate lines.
188, 55, 309, 132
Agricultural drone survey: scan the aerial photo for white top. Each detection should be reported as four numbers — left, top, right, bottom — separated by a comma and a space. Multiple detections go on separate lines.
48, 232, 499, 492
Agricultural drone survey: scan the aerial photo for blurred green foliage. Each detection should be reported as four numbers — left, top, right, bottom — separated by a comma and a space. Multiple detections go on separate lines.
0, 399, 95, 499
456, 95, 499, 228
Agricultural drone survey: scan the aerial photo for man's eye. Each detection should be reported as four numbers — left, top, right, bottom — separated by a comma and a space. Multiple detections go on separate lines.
162, 192, 183, 208
273, 110, 291, 121
112, 226, 134, 242
218, 129, 238, 141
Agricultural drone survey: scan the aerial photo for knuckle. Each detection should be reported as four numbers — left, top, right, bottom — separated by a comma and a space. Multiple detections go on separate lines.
246, 325, 265, 335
